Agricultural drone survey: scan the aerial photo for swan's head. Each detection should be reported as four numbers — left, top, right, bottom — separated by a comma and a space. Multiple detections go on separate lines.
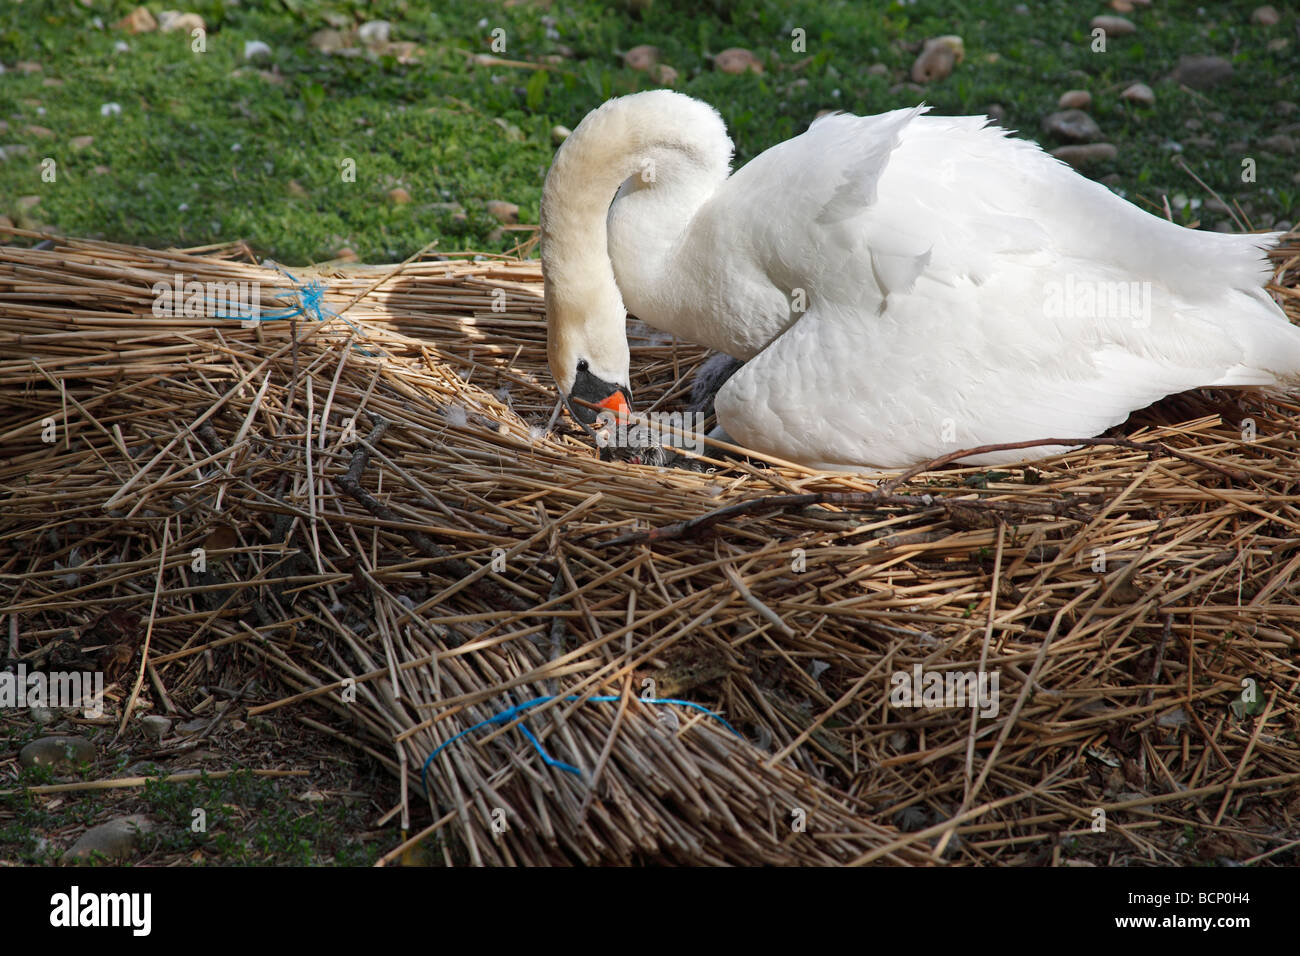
541, 90, 731, 430
544, 277, 632, 427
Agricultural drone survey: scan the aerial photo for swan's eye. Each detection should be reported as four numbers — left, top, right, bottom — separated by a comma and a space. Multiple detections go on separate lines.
577, 359, 589, 372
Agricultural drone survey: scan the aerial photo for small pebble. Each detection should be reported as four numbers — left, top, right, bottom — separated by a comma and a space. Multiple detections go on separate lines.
358, 20, 391, 46
486, 199, 519, 223
622, 45, 658, 71
1261, 134, 1296, 154
19, 735, 95, 773
62, 815, 154, 862
648, 63, 678, 85
114, 6, 157, 34
140, 715, 172, 740
1091, 15, 1137, 36
1057, 89, 1092, 110
1051, 143, 1119, 167
1120, 82, 1155, 106
1042, 109, 1102, 142
1172, 55, 1234, 90
1251, 5, 1280, 26
158, 11, 204, 34
714, 48, 762, 75
911, 35, 963, 84
310, 29, 348, 54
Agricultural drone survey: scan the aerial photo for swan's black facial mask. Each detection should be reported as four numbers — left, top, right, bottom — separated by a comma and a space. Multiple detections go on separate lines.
566, 363, 632, 427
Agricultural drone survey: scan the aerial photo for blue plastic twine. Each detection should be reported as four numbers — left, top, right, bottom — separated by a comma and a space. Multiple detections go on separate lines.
421, 695, 741, 796
200, 262, 330, 322
204, 261, 380, 355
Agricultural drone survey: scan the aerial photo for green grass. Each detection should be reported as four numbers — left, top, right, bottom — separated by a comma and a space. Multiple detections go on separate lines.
138, 769, 382, 866
0, 762, 383, 866
1, 1, 1295, 264
1, 717, 387, 866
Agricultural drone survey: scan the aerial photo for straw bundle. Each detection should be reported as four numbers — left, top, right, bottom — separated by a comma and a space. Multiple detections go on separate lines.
2, 226, 1298, 866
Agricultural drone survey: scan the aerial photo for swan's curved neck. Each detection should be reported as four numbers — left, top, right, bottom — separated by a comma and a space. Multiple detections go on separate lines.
540, 93, 733, 390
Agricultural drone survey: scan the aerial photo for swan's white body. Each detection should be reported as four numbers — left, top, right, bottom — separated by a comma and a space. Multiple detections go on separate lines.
540, 91, 1300, 468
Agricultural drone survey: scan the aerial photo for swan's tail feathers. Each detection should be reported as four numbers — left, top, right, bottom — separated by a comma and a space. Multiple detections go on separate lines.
1213, 286, 1300, 387
1230, 229, 1286, 286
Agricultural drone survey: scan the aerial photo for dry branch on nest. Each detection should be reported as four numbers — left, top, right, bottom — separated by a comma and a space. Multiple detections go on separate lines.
2, 227, 1299, 866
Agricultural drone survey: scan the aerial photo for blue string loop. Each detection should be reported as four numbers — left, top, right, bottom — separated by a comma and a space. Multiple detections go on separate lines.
421, 695, 740, 797
203, 261, 380, 354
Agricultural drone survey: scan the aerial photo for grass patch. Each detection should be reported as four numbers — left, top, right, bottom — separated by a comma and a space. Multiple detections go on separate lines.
1, 715, 389, 866
138, 770, 383, 866
0, 0, 1295, 263
0, 763, 385, 866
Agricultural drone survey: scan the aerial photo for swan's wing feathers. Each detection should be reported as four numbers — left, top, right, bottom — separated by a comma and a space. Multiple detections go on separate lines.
717, 107, 923, 239
725, 107, 1281, 305
715, 284, 1295, 469
807, 109, 925, 223
875, 115, 1283, 299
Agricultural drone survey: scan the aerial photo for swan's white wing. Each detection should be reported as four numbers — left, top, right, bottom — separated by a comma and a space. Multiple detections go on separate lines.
701, 109, 1299, 468
715, 295, 1262, 469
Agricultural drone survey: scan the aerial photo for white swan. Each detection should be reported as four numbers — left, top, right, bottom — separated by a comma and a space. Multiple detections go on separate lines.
539, 90, 1300, 469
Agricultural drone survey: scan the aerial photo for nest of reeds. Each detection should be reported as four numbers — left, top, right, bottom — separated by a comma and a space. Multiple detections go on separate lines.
2, 226, 1299, 866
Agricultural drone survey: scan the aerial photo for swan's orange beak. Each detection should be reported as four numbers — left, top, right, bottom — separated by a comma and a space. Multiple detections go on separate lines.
565, 367, 632, 429
595, 389, 631, 421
